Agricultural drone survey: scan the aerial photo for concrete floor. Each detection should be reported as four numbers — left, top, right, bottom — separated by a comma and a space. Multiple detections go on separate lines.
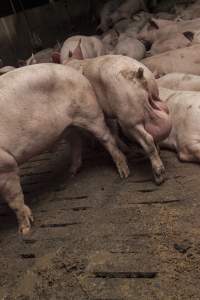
0, 140, 200, 299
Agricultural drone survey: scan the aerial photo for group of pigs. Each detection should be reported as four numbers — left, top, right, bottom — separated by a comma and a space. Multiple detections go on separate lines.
1, 0, 200, 235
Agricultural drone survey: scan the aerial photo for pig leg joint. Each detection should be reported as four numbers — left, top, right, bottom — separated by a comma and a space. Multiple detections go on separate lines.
125, 124, 165, 184
84, 120, 130, 179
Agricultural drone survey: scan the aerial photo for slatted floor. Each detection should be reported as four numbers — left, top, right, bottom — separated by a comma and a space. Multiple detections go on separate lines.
0, 140, 200, 299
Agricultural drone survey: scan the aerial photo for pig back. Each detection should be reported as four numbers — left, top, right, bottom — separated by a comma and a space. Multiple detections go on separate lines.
142, 45, 200, 76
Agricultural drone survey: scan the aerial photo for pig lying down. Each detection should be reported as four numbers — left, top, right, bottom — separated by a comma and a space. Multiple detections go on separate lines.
157, 73, 200, 91
112, 33, 146, 60
159, 87, 200, 162
0, 66, 16, 75
0, 63, 129, 235
65, 43, 171, 184
142, 45, 200, 76
60, 35, 104, 64
97, 0, 146, 32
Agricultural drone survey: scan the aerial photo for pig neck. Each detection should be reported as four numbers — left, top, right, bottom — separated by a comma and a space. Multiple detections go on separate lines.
67, 58, 115, 118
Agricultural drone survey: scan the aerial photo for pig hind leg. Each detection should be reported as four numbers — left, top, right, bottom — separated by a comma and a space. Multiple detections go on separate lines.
0, 149, 33, 235
122, 123, 165, 184
66, 128, 83, 176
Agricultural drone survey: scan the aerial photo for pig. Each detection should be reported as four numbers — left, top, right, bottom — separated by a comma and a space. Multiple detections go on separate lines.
175, 1, 200, 20
114, 12, 150, 38
0, 63, 129, 235
113, 34, 146, 60
137, 18, 178, 43
142, 44, 200, 76
0, 66, 16, 75
65, 42, 172, 184
26, 48, 55, 65
149, 32, 191, 55
60, 35, 104, 65
110, 0, 147, 25
101, 29, 119, 53
97, 0, 123, 33
159, 87, 200, 162
97, 0, 146, 33
153, 12, 177, 20
114, 18, 132, 34
157, 73, 200, 91
137, 17, 200, 44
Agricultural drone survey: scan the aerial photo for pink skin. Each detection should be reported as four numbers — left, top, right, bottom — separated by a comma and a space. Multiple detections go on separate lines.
145, 96, 171, 142
52, 51, 61, 64
65, 41, 171, 184
66, 44, 171, 143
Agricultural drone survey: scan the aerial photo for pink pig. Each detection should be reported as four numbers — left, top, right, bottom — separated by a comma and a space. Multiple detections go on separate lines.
64, 41, 171, 185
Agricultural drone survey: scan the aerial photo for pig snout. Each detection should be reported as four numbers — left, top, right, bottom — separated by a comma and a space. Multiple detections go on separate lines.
145, 97, 171, 142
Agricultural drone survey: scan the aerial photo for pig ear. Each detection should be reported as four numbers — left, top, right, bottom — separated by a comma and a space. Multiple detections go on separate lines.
149, 19, 159, 30
71, 39, 84, 60
52, 51, 60, 64
136, 67, 144, 79
183, 31, 194, 41
56, 40, 62, 51
27, 53, 36, 65
68, 50, 73, 58
136, 67, 149, 91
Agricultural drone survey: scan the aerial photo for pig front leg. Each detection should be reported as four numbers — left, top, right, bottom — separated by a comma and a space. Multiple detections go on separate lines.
122, 123, 165, 184
0, 150, 33, 235
106, 119, 130, 154
83, 116, 130, 179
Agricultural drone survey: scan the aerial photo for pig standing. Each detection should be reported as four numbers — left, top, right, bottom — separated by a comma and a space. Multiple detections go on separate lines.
65, 42, 171, 184
0, 63, 129, 235
159, 87, 200, 162
157, 73, 200, 91
60, 35, 104, 64
142, 45, 200, 76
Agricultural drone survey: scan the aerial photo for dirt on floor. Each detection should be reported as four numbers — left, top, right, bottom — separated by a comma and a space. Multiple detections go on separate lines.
0, 140, 200, 300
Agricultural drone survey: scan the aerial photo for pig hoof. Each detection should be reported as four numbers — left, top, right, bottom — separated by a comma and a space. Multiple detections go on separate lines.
116, 157, 130, 179
19, 205, 34, 235
69, 164, 81, 177
154, 166, 165, 185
